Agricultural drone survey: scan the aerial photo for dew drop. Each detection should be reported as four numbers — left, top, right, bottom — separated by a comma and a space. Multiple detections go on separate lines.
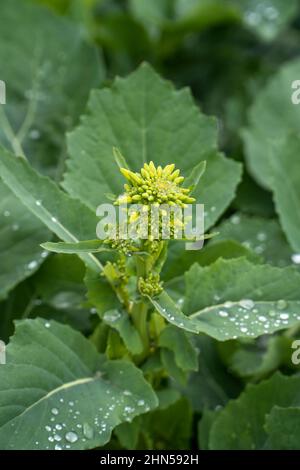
137, 400, 145, 407
51, 408, 59, 415
51, 217, 57, 223
83, 423, 94, 440
28, 260, 38, 270
35, 200, 42, 206
292, 254, 300, 265
277, 300, 287, 310
239, 299, 254, 310
45, 322, 51, 328
54, 434, 62, 442
257, 232, 267, 242
279, 313, 289, 320
54, 444, 62, 451
29, 129, 40, 140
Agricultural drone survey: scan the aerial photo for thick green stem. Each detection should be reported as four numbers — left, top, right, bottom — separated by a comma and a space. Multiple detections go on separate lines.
131, 254, 150, 358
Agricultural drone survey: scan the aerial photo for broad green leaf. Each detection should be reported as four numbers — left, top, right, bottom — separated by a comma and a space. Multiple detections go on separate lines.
158, 325, 198, 371
32, 253, 91, 332
0, 147, 102, 273
183, 259, 300, 340
265, 407, 300, 450
190, 301, 300, 342
0, 0, 103, 175
0, 182, 49, 299
42, 240, 112, 254
63, 63, 242, 231
0, 318, 158, 450
269, 134, 300, 254
243, 59, 300, 188
102, 310, 143, 356
209, 373, 300, 450
212, 213, 294, 267
152, 258, 300, 341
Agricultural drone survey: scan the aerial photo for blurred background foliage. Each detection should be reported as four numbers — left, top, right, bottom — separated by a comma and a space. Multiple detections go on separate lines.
32, 0, 300, 157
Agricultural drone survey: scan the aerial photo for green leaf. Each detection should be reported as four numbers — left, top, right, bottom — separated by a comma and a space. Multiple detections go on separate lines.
63, 62, 242, 231
113, 147, 130, 171
236, 0, 298, 41
184, 259, 300, 341
265, 407, 300, 450
42, 240, 112, 254
144, 397, 193, 450
0, 147, 102, 273
184, 335, 241, 413
0, 182, 50, 299
0, 0, 103, 175
102, 310, 144, 356
269, 134, 300, 254
84, 269, 120, 317
0, 318, 158, 450
209, 373, 300, 450
163, 238, 261, 283
184, 160, 206, 192
184, 258, 300, 314
160, 349, 187, 385
153, 257, 300, 341
158, 325, 198, 371
212, 213, 294, 267
225, 336, 292, 380
149, 291, 201, 334
243, 59, 300, 188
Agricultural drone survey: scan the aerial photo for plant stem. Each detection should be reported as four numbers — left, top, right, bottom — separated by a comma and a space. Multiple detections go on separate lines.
131, 254, 150, 358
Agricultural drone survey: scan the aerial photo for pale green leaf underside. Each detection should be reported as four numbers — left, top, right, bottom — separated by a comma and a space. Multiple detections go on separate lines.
0, 319, 157, 450
243, 58, 300, 188
0, 147, 102, 273
64, 63, 242, 231
151, 259, 300, 340
42, 240, 111, 254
